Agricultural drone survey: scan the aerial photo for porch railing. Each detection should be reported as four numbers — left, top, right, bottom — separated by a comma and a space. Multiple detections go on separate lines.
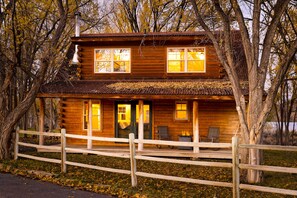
14, 129, 297, 198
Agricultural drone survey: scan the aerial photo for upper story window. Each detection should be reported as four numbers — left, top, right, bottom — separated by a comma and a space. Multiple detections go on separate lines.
167, 47, 206, 73
94, 48, 130, 73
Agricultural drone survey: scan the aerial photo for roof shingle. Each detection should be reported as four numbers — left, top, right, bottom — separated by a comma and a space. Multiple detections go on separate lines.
39, 79, 248, 97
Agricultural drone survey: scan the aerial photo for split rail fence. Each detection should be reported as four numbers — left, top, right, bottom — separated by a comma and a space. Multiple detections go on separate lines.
14, 129, 297, 197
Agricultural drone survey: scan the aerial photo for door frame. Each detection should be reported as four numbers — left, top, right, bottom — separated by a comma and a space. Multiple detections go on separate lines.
115, 101, 152, 139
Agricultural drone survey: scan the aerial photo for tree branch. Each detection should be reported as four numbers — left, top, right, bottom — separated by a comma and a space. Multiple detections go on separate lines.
259, 0, 291, 86
190, 0, 249, 143
230, 0, 252, 69
252, 0, 260, 69
256, 39, 297, 139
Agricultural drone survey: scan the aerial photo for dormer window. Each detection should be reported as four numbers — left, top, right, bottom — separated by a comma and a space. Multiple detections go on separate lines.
167, 47, 206, 73
94, 48, 130, 73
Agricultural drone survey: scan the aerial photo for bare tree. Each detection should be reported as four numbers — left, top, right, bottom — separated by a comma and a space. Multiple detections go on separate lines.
190, 0, 297, 183
272, 74, 297, 145
267, 2, 297, 146
0, 0, 102, 159
107, 0, 197, 33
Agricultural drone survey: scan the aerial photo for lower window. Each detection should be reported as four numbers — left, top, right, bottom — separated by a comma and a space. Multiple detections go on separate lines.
175, 101, 188, 120
83, 100, 101, 130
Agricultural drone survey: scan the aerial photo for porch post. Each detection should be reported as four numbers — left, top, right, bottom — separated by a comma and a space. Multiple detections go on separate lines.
49, 98, 53, 131
87, 99, 92, 149
138, 100, 144, 151
39, 98, 45, 145
193, 101, 199, 153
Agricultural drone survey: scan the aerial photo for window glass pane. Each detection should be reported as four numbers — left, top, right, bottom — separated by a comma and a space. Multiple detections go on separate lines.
168, 49, 184, 60
136, 105, 150, 123
188, 60, 204, 72
94, 48, 130, 73
144, 105, 150, 123
176, 111, 187, 119
187, 48, 205, 72
92, 103, 100, 130
175, 102, 188, 120
119, 107, 125, 113
114, 61, 130, 72
118, 104, 131, 123
187, 48, 204, 60
84, 101, 101, 130
168, 60, 184, 72
83, 102, 88, 130
181, 104, 187, 110
95, 61, 111, 72
167, 47, 205, 73
95, 49, 111, 61
187, 49, 197, 60
114, 49, 130, 61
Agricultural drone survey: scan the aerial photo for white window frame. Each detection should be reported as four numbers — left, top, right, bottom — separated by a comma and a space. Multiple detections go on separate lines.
83, 100, 102, 131
118, 106, 127, 121
174, 101, 189, 121
167, 47, 206, 73
94, 48, 131, 73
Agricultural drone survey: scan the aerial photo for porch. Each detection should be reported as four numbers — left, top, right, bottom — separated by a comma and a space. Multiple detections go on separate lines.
36, 79, 242, 158
38, 80, 241, 149
37, 98, 239, 149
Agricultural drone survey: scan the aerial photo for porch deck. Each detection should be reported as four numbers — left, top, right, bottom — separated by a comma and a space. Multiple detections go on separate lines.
38, 145, 232, 159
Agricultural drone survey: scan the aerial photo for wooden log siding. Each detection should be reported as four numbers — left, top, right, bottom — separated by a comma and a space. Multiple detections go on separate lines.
78, 45, 221, 80
60, 98, 116, 145
60, 98, 85, 145
154, 100, 239, 143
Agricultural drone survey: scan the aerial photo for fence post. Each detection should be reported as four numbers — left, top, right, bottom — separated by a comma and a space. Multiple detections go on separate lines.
14, 127, 19, 160
129, 133, 137, 187
61, 128, 67, 173
232, 136, 240, 198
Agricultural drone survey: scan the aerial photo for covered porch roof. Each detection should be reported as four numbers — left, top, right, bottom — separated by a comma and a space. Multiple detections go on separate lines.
38, 79, 248, 100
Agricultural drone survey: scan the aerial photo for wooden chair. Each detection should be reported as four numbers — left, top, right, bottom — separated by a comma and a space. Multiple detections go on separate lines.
155, 126, 173, 148
201, 127, 220, 143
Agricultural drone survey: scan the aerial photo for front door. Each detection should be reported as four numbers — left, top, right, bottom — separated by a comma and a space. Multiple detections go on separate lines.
115, 101, 152, 139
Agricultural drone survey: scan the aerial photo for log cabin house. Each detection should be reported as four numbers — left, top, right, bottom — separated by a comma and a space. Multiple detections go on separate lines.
38, 31, 248, 153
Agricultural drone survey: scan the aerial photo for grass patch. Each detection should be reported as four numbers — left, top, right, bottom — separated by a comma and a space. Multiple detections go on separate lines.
1, 150, 297, 197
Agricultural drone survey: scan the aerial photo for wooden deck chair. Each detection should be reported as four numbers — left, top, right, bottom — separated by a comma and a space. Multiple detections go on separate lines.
155, 126, 173, 148
201, 127, 220, 143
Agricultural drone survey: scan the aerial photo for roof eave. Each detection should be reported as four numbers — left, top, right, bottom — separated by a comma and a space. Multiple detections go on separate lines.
37, 92, 236, 101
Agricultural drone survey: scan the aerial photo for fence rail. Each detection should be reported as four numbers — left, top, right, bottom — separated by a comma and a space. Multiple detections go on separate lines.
14, 129, 297, 197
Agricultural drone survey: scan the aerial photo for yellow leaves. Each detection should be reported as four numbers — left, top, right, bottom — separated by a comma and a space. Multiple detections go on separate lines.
132, 193, 147, 198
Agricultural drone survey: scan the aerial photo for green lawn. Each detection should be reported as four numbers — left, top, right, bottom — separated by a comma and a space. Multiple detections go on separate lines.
1, 150, 297, 197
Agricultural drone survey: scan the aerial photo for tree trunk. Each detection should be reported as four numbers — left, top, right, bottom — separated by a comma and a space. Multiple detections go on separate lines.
0, 124, 15, 159
0, 58, 48, 160
245, 84, 264, 182
247, 145, 262, 183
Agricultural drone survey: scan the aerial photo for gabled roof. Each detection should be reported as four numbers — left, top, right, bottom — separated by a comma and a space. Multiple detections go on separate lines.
39, 79, 248, 100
